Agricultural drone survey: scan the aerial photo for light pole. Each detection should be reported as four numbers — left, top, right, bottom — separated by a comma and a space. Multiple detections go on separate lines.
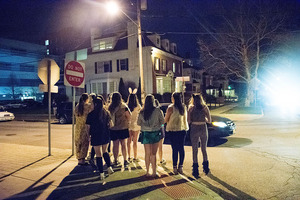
106, 0, 145, 102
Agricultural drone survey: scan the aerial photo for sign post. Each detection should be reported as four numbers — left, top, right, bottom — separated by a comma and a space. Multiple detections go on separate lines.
64, 60, 85, 155
38, 58, 60, 156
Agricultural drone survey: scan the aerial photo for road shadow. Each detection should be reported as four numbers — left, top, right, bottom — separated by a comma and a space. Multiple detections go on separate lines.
218, 137, 252, 148
46, 162, 181, 200
187, 173, 256, 200
4, 155, 72, 200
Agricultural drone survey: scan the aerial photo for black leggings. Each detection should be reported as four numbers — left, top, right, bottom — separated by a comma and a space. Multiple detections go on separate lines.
169, 131, 186, 167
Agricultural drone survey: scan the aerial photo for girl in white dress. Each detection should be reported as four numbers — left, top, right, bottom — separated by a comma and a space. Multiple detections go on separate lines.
127, 88, 141, 161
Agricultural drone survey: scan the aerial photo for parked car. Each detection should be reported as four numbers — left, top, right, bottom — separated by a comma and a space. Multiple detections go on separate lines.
0, 106, 15, 121
5, 101, 27, 109
55, 102, 73, 124
160, 103, 236, 139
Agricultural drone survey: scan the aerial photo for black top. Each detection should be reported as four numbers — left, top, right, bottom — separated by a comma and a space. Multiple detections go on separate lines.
86, 110, 111, 146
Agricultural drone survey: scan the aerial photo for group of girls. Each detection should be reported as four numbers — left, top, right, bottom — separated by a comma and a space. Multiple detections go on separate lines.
74, 90, 211, 180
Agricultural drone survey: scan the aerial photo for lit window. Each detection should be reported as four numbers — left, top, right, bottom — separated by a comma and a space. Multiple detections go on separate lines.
45, 40, 49, 46
155, 57, 160, 70
100, 41, 105, 50
173, 62, 176, 73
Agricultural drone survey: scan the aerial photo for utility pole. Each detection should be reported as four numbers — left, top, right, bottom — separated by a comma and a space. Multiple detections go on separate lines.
137, 0, 145, 102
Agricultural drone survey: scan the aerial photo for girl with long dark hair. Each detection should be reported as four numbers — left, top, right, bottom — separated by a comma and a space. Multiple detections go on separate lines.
164, 92, 189, 174
137, 94, 164, 177
127, 90, 142, 161
108, 92, 131, 167
86, 97, 114, 180
75, 93, 91, 165
188, 93, 212, 178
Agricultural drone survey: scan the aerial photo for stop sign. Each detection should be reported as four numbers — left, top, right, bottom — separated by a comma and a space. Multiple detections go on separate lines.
64, 61, 85, 88
38, 58, 60, 85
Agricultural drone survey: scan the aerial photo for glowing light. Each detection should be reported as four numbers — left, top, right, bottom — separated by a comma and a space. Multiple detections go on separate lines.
212, 122, 227, 128
105, 1, 119, 16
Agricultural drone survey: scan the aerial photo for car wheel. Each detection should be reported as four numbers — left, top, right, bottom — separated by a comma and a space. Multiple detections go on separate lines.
59, 116, 67, 124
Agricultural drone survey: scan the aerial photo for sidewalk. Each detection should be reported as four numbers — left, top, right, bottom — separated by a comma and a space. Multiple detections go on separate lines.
0, 143, 223, 200
210, 103, 263, 121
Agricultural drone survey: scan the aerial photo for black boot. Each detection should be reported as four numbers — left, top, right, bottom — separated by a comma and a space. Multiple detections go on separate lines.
202, 161, 210, 175
192, 163, 199, 178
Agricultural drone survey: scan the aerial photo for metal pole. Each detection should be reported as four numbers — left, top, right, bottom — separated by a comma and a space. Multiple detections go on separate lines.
72, 52, 77, 156
72, 86, 75, 155
137, 0, 145, 102
47, 59, 51, 156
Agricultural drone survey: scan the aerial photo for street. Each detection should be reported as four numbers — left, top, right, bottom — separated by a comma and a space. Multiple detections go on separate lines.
0, 109, 300, 199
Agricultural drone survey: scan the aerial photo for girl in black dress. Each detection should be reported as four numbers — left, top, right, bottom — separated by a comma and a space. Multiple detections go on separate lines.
86, 97, 114, 180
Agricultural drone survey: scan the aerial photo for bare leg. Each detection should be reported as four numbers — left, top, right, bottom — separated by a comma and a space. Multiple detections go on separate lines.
158, 138, 164, 162
113, 140, 119, 162
120, 139, 127, 162
132, 131, 140, 159
127, 130, 133, 160
144, 144, 151, 176
150, 142, 159, 176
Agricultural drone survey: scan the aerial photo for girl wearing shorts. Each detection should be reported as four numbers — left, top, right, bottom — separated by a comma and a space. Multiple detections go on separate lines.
108, 92, 131, 167
137, 95, 164, 178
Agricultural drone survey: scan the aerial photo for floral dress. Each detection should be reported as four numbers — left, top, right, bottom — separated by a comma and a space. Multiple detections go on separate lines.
74, 103, 91, 160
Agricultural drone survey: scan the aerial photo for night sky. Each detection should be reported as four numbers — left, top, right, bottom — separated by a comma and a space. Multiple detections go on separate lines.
1, 0, 299, 59
0, 0, 213, 59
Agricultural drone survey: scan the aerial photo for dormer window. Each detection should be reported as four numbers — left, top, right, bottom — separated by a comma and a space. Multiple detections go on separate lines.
93, 39, 113, 51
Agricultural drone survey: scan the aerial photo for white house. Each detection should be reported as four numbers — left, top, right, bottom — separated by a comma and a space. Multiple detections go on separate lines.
65, 21, 183, 100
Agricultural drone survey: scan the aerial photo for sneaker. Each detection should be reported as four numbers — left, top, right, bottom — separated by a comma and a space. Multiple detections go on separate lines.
100, 173, 105, 180
124, 160, 129, 166
133, 158, 140, 162
107, 166, 114, 175
178, 166, 183, 174
128, 157, 132, 162
173, 166, 178, 175
160, 159, 166, 165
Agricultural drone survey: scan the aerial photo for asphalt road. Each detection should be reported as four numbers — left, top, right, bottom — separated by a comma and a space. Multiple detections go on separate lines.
0, 109, 300, 200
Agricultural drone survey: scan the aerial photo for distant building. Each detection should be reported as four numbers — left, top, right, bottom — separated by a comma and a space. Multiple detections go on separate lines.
0, 38, 47, 101
182, 59, 203, 96
65, 22, 183, 100
0, 38, 65, 102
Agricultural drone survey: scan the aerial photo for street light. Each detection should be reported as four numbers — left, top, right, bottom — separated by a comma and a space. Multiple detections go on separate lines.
105, 1, 145, 102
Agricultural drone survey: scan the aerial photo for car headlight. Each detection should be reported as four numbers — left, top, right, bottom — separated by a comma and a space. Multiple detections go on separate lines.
212, 121, 227, 128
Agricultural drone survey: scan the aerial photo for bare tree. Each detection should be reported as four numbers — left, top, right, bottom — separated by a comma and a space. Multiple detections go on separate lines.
197, 0, 297, 106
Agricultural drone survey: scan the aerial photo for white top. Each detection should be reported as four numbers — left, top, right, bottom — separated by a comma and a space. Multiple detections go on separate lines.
166, 104, 189, 132
128, 105, 141, 131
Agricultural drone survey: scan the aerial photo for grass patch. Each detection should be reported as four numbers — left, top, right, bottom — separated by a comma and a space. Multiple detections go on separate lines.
223, 106, 262, 114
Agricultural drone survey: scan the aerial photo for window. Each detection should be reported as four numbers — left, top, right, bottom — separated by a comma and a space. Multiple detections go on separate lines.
156, 38, 160, 45
0, 62, 11, 70
100, 41, 105, 50
155, 57, 160, 71
117, 59, 128, 71
91, 81, 117, 95
20, 64, 34, 72
178, 63, 181, 73
173, 62, 176, 73
162, 59, 167, 71
95, 61, 112, 74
